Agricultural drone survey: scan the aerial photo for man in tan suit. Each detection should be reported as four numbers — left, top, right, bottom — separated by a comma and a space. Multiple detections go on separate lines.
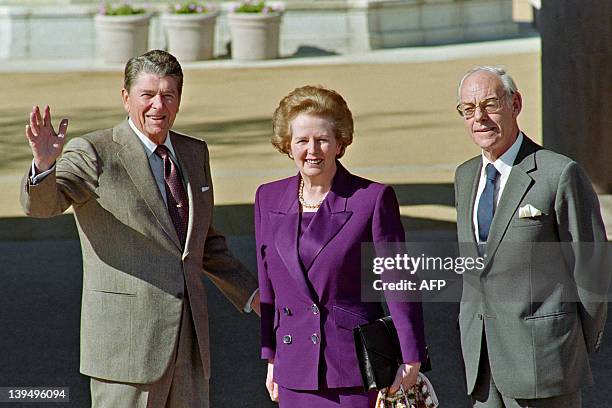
20, 50, 259, 407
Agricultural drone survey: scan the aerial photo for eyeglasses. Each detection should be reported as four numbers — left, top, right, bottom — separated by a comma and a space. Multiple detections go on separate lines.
456, 97, 507, 118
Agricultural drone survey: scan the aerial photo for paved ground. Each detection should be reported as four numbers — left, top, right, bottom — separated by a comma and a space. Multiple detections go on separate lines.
0, 38, 543, 220
1, 38, 611, 407
1, 226, 611, 407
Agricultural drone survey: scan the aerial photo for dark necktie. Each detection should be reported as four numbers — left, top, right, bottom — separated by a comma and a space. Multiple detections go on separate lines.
477, 163, 499, 244
155, 145, 189, 247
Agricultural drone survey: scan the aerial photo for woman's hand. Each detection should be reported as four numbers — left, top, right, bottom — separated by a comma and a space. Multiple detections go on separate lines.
266, 359, 279, 402
389, 362, 421, 395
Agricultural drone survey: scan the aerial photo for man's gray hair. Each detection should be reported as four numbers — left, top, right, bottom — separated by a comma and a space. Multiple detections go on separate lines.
457, 65, 518, 102
124, 50, 183, 95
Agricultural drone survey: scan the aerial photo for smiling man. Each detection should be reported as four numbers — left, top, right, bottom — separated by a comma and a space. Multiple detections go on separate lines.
20, 50, 259, 408
453, 66, 609, 407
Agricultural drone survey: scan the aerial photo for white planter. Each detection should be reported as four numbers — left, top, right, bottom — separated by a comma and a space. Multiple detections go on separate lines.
161, 12, 219, 62
94, 13, 151, 63
227, 12, 282, 61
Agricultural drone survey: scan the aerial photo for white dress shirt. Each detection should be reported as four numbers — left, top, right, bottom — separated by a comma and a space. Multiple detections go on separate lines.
127, 118, 180, 207
472, 132, 524, 243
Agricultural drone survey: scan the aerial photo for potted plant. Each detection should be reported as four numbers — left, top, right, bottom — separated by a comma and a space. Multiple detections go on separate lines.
162, 2, 220, 62
95, 2, 152, 63
227, 0, 284, 61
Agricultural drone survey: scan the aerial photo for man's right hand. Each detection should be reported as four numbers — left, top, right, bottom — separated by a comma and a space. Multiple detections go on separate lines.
25, 105, 68, 172
266, 360, 279, 403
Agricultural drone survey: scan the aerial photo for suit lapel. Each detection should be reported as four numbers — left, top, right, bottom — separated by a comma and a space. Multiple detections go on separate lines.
458, 157, 481, 259
114, 121, 182, 251
270, 176, 314, 302
483, 137, 538, 267
299, 164, 353, 271
171, 132, 209, 257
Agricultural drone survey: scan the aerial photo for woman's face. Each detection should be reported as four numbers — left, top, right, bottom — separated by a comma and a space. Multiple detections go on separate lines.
289, 113, 341, 183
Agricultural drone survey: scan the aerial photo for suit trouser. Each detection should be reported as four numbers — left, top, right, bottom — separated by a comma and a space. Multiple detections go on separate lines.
90, 292, 209, 408
471, 336, 581, 408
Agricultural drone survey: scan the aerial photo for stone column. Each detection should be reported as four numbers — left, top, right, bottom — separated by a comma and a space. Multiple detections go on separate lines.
540, 0, 612, 193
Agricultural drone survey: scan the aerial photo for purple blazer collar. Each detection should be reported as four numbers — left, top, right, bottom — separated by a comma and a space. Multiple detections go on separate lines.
275, 161, 352, 215
270, 162, 354, 302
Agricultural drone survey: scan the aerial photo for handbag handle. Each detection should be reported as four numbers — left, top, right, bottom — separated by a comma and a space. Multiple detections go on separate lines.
399, 384, 411, 408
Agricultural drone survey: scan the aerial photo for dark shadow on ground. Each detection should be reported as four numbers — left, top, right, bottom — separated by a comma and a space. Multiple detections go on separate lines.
392, 183, 455, 207
2, 183, 611, 407
288, 46, 339, 58
0, 238, 269, 408
2, 235, 610, 407
0, 206, 455, 243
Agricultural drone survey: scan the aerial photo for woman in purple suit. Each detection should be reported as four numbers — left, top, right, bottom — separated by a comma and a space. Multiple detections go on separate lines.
255, 86, 427, 407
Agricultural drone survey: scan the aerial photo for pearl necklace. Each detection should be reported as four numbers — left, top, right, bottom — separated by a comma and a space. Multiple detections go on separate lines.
299, 178, 326, 209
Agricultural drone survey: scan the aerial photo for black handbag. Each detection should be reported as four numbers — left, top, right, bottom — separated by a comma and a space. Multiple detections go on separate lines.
353, 316, 431, 391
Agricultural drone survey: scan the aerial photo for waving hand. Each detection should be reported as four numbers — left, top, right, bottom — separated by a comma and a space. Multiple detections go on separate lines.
25, 105, 69, 172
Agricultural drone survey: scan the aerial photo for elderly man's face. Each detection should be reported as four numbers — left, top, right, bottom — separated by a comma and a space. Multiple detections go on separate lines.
122, 73, 181, 145
459, 71, 521, 161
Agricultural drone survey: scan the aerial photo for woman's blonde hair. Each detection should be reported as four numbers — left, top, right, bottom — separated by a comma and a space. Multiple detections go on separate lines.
271, 85, 354, 158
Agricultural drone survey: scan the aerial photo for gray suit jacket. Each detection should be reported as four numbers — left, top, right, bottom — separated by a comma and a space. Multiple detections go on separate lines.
20, 120, 258, 384
454, 136, 609, 399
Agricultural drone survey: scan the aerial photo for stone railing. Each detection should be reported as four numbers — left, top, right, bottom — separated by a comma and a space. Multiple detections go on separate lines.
0, 0, 520, 60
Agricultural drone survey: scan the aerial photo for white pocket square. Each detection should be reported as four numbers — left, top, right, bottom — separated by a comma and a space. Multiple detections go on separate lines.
518, 204, 542, 218
201, 186, 210, 192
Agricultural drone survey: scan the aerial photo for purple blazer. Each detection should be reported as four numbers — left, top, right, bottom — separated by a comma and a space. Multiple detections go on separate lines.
255, 163, 427, 390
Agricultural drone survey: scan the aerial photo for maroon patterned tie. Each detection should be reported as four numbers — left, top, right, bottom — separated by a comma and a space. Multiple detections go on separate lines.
155, 145, 189, 247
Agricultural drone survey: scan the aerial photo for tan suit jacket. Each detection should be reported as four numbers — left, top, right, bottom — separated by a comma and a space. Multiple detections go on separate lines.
20, 120, 258, 384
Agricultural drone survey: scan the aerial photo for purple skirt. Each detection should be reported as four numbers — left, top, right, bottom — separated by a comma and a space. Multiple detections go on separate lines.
278, 386, 377, 408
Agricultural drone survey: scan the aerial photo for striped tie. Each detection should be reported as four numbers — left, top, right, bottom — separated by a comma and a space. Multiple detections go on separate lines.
155, 145, 189, 247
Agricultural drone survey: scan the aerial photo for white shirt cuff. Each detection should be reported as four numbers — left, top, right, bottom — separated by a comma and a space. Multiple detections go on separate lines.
243, 288, 259, 313
30, 160, 55, 185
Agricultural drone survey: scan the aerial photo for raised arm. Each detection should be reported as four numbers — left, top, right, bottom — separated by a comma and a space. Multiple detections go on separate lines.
21, 106, 100, 218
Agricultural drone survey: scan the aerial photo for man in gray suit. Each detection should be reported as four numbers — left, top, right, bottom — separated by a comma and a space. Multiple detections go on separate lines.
21, 50, 259, 407
454, 66, 609, 407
